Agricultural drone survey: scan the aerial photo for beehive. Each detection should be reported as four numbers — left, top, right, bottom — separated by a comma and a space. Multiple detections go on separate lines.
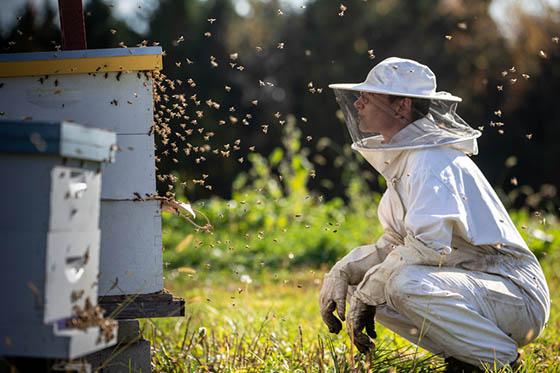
0, 120, 118, 358
0, 47, 164, 296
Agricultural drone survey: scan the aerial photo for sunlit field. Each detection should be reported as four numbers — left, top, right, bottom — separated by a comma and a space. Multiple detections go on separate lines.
145, 238, 559, 372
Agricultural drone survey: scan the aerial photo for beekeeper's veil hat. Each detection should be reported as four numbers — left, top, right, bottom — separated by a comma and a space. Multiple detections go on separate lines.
329, 57, 481, 153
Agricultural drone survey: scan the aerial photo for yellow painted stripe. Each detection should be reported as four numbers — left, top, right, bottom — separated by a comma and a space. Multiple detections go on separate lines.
0, 54, 162, 78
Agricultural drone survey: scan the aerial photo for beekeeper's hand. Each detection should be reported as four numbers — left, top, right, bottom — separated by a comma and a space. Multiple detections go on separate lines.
320, 271, 348, 333
346, 295, 376, 353
319, 242, 392, 334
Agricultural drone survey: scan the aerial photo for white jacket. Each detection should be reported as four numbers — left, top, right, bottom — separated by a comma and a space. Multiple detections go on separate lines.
350, 121, 550, 331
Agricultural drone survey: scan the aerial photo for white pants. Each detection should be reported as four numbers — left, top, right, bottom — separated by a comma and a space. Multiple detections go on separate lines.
375, 265, 541, 368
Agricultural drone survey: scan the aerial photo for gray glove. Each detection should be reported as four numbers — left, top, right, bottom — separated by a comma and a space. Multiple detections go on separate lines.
319, 243, 383, 334
319, 234, 400, 334
319, 273, 348, 333
346, 296, 377, 353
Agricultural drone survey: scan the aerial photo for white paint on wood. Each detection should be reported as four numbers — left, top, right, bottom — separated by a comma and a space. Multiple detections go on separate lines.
49, 166, 101, 232
0, 61, 165, 300
0, 322, 117, 359
101, 134, 156, 200
98, 200, 163, 296
0, 72, 154, 135
44, 230, 100, 324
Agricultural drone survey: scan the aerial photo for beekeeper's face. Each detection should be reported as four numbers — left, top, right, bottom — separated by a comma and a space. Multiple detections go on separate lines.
353, 92, 396, 134
353, 92, 415, 136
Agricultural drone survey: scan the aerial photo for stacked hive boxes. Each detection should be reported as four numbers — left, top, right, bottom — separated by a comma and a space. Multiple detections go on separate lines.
0, 120, 118, 358
0, 47, 164, 296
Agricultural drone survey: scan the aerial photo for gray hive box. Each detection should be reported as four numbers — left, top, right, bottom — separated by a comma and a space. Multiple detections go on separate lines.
0, 48, 165, 296
0, 120, 118, 359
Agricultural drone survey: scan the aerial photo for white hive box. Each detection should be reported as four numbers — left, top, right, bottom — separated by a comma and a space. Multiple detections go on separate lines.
0, 120, 118, 358
0, 48, 164, 296
98, 200, 163, 296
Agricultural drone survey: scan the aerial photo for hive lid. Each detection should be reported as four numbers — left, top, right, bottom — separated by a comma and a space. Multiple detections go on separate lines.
0, 120, 117, 162
0, 47, 162, 78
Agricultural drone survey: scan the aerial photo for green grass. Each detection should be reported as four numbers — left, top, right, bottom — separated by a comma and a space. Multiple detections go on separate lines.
145, 269, 444, 372
149, 203, 560, 372
143, 234, 560, 372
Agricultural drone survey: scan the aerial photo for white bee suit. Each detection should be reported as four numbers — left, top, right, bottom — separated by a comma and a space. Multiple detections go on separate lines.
347, 117, 550, 367
324, 57, 551, 367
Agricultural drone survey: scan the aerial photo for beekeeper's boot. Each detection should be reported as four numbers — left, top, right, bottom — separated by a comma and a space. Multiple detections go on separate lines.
444, 357, 480, 373
445, 352, 520, 373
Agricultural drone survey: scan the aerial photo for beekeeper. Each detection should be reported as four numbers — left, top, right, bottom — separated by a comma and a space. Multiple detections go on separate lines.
320, 57, 550, 370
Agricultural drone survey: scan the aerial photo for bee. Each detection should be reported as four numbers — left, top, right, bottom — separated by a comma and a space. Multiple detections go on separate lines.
338, 3, 347, 16
109, 277, 119, 291
70, 290, 85, 302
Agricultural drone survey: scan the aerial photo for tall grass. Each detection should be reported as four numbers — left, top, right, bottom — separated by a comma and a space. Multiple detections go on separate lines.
145, 270, 446, 372
147, 254, 560, 372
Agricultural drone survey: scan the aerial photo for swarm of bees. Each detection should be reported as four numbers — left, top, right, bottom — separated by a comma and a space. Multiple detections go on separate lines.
65, 297, 116, 344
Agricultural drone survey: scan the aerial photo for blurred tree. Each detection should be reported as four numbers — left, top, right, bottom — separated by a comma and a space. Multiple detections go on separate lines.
0, 1, 59, 52
146, 0, 250, 198
222, 0, 516, 200
488, 3, 560, 209
84, 0, 142, 48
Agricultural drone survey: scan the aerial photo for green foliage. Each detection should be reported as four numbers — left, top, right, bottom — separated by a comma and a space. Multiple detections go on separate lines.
163, 118, 383, 272
508, 210, 560, 260
163, 119, 560, 273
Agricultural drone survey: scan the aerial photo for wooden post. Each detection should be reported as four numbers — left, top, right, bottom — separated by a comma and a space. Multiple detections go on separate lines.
58, 0, 87, 50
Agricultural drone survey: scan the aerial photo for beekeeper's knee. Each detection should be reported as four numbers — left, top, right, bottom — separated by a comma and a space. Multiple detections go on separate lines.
385, 265, 425, 310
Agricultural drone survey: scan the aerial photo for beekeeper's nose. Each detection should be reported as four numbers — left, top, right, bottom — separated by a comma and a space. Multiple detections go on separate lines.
354, 95, 365, 110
